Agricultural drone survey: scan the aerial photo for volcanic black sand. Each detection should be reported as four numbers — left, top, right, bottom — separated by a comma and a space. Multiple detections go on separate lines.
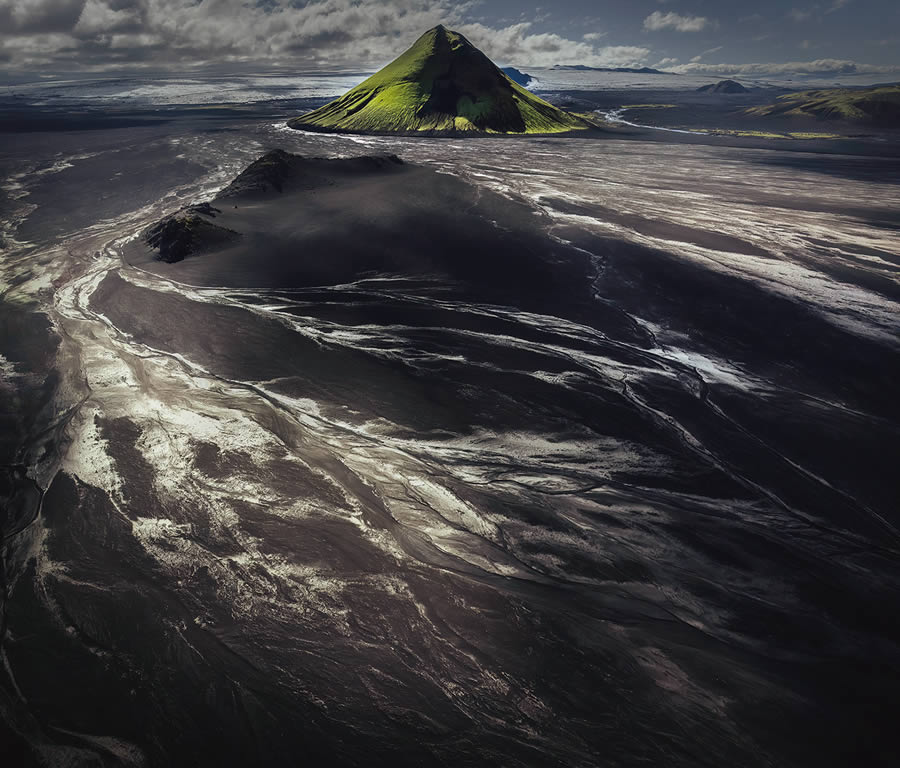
1, 96, 900, 768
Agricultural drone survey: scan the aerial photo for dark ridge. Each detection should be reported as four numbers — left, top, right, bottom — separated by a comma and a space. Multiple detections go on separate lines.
144, 203, 239, 264
697, 79, 749, 94
144, 151, 407, 262
215, 149, 404, 199
216, 149, 303, 198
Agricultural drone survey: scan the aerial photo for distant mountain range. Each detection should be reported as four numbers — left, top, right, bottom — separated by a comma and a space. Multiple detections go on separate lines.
551, 65, 676, 75
288, 26, 591, 136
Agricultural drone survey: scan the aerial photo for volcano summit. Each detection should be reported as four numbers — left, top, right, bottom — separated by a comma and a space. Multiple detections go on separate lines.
288, 25, 591, 136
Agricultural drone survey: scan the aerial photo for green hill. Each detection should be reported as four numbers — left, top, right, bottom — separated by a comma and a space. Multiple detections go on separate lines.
287, 25, 590, 136
745, 85, 900, 125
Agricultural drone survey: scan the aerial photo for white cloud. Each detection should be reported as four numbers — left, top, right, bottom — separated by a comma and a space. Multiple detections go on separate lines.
789, 7, 815, 22
0, 0, 652, 71
74, 0, 145, 37
643, 11, 710, 32
654, 57, 679, 67
461, 22, 649, 67
789, 1, 850, 22
671, 58, 898, 77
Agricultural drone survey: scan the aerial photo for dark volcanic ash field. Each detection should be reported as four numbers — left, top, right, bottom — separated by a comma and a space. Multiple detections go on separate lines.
1, 93, 900, 768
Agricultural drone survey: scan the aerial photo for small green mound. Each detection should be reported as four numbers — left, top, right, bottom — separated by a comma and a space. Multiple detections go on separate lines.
288, 25, 590, 136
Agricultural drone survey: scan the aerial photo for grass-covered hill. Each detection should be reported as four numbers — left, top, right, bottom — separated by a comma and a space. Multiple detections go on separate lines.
287, 25, 590, 136
745, 85, 900, 125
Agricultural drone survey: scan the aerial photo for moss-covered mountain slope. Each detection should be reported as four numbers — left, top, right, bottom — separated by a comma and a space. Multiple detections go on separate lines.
746, 85, 900, 124
288, 25, 590, 136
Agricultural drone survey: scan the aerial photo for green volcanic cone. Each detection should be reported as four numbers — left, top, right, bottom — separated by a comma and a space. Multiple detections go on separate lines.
288, 25, 591, 136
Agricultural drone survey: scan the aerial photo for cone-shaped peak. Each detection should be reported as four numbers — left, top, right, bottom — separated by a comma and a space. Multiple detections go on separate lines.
413, 24, 478, 56
428, 23, 454, 38
288, 26, 590, 136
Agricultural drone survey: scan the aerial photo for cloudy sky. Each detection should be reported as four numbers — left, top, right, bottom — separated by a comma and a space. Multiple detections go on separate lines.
1, 0, 897, 78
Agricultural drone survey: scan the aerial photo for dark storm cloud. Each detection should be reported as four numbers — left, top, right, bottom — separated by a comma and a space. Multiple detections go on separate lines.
282, 27, 356, 53
0, 0, 87, 33
0, 0, 896, 75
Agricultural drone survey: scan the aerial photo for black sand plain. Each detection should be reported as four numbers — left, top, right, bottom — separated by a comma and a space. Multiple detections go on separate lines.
1, 89, 899, 768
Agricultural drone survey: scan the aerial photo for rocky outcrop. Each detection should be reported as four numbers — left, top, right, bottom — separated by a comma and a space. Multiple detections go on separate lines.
144, 203, 239, 263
